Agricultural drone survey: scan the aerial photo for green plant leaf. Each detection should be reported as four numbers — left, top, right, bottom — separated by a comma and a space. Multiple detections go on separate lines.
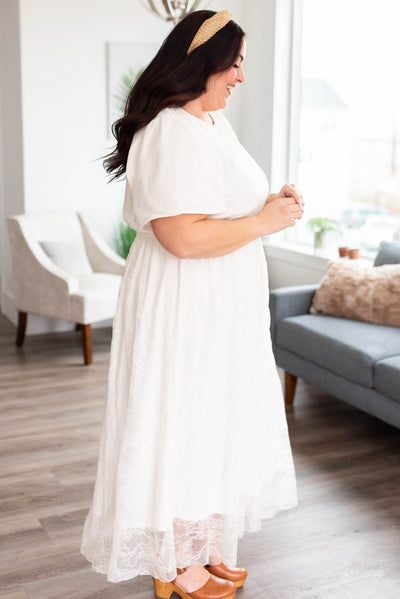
307, 216, 342, 238
113, 66, 144, 115
114, 222, 137, 259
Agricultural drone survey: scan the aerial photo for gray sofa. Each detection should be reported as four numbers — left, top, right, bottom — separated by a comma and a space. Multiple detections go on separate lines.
269, 241, 400, 430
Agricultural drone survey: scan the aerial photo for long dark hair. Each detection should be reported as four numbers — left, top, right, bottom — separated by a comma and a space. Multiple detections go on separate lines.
103, 10, 245, 181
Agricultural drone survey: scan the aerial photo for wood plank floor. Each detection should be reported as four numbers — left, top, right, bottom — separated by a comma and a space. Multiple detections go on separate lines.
1, 313, 400, 598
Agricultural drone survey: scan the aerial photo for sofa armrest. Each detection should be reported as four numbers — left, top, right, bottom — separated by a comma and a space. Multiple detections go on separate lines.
269, 284, 318, 346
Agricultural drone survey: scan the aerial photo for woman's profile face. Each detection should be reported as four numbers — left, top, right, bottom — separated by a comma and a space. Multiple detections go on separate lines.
203, 37, 246, 111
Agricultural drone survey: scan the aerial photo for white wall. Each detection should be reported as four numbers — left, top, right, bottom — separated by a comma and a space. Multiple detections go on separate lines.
240, 0, 277, 183
0, 0, 244, 333
18, 0, 173, 248
19, 0, 243, 219
0, 0, 26, 322
264, 243, 328, 289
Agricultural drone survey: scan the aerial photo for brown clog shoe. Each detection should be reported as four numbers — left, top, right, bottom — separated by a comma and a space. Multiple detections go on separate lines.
153, 570, 236, 599
204, 563, 248, 588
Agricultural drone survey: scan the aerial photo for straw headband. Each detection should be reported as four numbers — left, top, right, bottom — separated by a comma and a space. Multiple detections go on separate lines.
187, 10, 232, 55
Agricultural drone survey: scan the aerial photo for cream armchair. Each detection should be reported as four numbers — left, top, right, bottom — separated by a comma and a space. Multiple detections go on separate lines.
7, 211, 126, 364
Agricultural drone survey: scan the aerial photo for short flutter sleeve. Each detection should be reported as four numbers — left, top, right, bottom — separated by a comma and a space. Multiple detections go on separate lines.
122, 109, 227, 232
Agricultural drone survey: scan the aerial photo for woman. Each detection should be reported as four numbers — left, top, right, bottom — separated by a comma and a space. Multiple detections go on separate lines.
80, 9, 303, 599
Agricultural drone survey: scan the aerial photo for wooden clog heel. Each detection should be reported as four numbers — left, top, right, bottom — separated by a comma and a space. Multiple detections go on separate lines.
153, 578, 174, 599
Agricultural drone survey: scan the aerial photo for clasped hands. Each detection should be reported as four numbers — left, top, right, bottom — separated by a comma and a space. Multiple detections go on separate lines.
266, 184, 305, 221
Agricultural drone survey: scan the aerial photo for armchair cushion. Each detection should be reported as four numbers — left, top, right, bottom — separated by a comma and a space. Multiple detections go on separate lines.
70, 274, 121, 323
276, 314, 400, 387
39, 239, 93, 278
77, 273, 121, 294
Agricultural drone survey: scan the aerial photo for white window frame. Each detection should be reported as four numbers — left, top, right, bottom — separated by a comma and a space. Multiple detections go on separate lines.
287, 0, 303, 188
269, 0, 303, 192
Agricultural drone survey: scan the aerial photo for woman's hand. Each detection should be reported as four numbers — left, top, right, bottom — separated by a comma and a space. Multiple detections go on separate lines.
277, 183, 304, 206
256, 195, 304, 235
265, 193, 279, 204
266, 184, 304, 207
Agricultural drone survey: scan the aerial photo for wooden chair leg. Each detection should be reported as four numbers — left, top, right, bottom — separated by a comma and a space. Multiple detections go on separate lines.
16, 311, 27, 347
81, 324, 93, 365
284, 371, 297, 405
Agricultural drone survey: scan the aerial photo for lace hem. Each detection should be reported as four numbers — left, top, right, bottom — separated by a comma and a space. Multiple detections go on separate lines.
80, 482, 298, 583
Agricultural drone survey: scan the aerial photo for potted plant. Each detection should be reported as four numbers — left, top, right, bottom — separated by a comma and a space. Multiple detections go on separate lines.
307, 217, 342, 254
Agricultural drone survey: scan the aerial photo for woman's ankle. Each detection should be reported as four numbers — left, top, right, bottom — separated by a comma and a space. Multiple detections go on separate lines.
207, 554, 222, 566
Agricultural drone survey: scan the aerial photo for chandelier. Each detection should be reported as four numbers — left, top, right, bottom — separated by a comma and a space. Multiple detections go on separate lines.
140, 0, 213, 25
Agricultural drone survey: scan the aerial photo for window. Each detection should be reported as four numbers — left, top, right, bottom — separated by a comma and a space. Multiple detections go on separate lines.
286, 0, 400, 257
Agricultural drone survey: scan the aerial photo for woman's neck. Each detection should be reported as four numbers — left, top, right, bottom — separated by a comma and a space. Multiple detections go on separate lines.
181, 99, 215, 125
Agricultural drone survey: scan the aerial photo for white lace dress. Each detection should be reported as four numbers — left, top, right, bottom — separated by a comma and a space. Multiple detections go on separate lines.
80, 106, 298, 583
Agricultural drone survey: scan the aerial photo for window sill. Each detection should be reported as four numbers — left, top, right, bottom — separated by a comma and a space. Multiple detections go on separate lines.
262, 237, 374, 268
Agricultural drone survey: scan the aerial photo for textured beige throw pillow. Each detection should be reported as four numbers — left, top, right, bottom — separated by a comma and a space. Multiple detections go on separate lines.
310, 260, 400, 327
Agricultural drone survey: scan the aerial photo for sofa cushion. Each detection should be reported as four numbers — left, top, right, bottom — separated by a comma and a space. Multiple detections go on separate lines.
374, 240, 400, 266
374, 357, 400, 403
310, 260, 400, 327
276, 314, 400, 387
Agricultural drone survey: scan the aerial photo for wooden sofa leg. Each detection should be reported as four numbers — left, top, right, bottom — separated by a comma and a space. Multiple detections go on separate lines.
81, 324, 93, 365
285, 371, 297, 405
16, 311, 27, 347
